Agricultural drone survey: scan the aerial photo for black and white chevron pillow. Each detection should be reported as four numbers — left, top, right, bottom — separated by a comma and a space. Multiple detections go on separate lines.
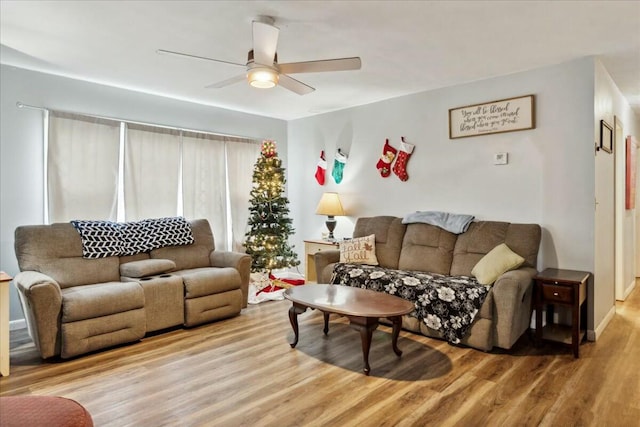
71, 220, 122, 259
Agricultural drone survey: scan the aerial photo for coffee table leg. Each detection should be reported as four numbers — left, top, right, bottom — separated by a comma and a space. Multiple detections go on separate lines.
288, 303, 307, 348
323, 312, 330, 335
348, 316, 379, 375
388, 315, 403, 356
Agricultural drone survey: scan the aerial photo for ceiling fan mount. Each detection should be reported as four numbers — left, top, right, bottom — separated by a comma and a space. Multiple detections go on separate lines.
157, 17, 362, 95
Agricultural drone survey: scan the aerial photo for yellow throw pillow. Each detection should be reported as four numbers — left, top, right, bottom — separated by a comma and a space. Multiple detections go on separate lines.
472, 243, 525, 285
339, 234, 379, 265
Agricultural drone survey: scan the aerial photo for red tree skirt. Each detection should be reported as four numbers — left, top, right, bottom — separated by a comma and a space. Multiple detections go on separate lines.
259, 274, 305, 294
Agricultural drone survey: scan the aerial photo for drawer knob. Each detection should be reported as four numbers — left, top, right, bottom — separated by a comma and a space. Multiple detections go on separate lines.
554, 281, 558, 285
553, 292, 559, 296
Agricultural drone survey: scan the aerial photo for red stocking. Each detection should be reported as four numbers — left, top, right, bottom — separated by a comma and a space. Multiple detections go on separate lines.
393, 137, 415, 182
315, 150, 327, 185
376, 139, 397, 178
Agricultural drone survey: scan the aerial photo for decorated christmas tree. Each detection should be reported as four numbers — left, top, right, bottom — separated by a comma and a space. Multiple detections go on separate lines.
244, 140, 300, 275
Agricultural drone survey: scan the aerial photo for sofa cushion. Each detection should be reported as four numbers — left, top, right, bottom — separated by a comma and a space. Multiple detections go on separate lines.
150, 219, 214, 270
119, 259, 176, 278
174, 267, 241, 299
61, 282, 144, 323
184, 289, 242, 327
450, 221, 541, 276
151, 245, 211, 270
60, 308, 145, 359
353, 217, 406, 269
119, 253, 150, 263
398, 223, 456, 275
339, 234, 378, 265
15, 223, 121, 288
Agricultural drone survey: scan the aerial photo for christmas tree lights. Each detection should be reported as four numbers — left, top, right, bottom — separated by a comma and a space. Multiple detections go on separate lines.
244, 140, 300, 273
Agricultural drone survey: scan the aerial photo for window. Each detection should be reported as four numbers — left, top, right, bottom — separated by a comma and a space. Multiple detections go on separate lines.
47, 112, 260, 251
47, 112, 120, 222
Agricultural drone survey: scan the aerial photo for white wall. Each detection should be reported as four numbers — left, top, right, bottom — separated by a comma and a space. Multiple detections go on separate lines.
0, 64, 287, 323
594, 60, 640, 307
288, 57, 611, 332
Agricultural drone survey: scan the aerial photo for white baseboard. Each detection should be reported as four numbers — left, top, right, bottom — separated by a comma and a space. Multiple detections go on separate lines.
587, 305, 616, 341
9, 319, 26, 331
623, 279, 636, 300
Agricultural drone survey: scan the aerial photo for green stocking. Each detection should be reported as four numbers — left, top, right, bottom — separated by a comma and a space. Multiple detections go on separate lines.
332, 150, 348, 184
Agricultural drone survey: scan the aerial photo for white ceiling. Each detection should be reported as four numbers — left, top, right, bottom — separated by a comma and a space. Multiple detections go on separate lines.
1, 1, 639, 121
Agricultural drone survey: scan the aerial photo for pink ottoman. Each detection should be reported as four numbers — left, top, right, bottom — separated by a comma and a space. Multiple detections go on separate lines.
0, 396, 93, 427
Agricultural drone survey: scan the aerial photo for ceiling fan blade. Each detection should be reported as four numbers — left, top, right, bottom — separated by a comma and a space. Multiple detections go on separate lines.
278, 74, 315, 95
205, 74, 246, 89
252, 20, 279, 65
279, 57, 362, 74
157, 49, 245, 67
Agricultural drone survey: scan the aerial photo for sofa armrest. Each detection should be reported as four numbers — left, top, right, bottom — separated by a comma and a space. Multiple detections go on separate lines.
14, 271, 63, 359
210, 251, 252, 309
491, 267, 537, 349
314, 250, 340, 283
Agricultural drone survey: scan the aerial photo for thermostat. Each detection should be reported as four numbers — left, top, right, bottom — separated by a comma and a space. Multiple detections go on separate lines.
494, 152, 508, 165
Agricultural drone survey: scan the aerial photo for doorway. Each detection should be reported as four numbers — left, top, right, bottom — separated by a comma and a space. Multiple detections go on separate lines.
614, 117, 638, 301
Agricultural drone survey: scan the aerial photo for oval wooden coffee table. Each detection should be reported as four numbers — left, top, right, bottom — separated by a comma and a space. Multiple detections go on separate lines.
284, 284, 414, 375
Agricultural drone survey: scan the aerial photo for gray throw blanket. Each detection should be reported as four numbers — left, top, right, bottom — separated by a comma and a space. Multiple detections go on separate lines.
402, 211, 475, 234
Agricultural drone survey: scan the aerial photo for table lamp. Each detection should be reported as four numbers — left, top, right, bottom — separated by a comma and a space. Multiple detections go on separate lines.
315, 192, 345, 241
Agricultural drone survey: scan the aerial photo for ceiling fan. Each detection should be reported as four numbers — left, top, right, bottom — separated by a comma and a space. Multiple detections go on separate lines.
157, 16, 362, 95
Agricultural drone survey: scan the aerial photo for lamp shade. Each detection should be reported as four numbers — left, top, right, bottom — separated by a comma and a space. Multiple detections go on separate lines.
315, 192, 345, 216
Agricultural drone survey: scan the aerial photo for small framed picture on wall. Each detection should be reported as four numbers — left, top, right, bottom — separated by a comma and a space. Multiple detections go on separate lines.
600, 120, 613, 154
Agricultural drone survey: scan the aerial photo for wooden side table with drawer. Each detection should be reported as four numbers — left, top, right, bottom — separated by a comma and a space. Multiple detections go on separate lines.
534, 268, 590, 358
304, 240, 339, 283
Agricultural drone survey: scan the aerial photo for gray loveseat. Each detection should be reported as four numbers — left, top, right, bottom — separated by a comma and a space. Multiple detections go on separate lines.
14, 218, 250, 359
314, 216, 541, 351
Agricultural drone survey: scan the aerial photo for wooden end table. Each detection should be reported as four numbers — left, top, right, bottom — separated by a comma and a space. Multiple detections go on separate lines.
533, 268, 590, 358
284, 284, 414, 375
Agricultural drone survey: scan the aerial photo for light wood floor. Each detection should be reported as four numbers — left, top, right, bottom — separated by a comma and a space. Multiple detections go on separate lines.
1, 281, 639, 427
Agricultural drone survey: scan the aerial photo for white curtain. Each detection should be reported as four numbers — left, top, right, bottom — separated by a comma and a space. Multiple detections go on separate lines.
48, 112, 120, 222
47, 111, 261, 249
181, 131, 228, 249
226, 138, 261, 252
124, 123, 181, 221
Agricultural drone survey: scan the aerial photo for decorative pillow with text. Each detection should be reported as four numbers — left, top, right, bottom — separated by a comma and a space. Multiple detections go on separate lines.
339, 234, 379, 265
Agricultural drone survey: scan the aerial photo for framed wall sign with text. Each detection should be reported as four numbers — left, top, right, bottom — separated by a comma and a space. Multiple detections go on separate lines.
449, 94, 535, 139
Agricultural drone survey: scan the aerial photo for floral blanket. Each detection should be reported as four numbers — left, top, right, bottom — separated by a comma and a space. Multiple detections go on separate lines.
330, 263, 489, 344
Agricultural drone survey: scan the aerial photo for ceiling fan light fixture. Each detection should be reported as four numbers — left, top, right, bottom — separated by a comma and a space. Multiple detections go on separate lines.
247, 67, 279, 88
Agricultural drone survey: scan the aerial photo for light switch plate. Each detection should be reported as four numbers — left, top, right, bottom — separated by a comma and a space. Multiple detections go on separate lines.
494, 152, 508, 165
